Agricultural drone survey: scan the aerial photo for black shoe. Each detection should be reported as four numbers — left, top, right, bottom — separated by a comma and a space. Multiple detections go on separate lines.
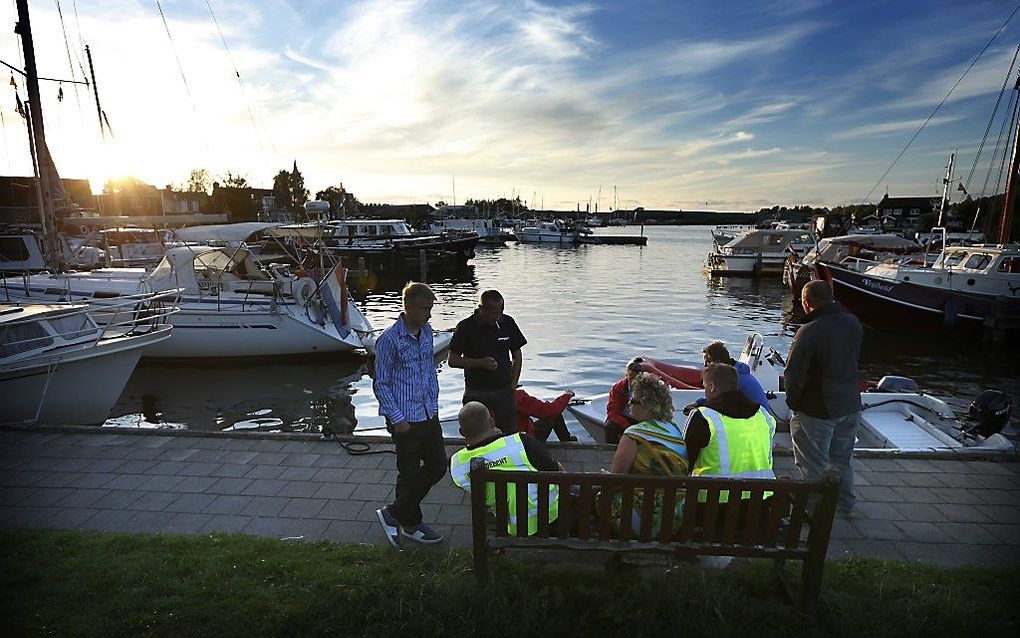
400, 521, 443, 544
376, 506, 402, 548
559, 435, 578, 442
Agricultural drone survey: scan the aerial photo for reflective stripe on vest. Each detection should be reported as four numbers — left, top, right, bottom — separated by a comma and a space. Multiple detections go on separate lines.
692, 406, 776, 503
450, 433, 559, 535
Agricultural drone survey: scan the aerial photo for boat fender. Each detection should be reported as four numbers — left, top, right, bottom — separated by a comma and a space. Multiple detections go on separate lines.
291, 277, 316, 306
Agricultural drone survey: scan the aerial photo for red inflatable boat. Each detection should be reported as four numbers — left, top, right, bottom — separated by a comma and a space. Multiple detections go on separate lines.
638, 358, 703, 390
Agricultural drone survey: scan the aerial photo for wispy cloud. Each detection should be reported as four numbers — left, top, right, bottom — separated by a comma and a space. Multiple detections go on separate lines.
829, 115, 963, 141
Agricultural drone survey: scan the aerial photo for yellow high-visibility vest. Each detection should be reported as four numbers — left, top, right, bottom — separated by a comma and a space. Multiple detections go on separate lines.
692, 406, 776, 503
450, 433, 559, 535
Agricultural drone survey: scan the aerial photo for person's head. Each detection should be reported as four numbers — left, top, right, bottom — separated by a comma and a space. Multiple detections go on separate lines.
458, 401, 498, 443
628, 372, 674, 422
702, 363, 739, 401
625, 356, 644, 381
801, 279, 834, 314
402, 282, 436, 329
478, 289, 504, 326
702, 341, 732, 367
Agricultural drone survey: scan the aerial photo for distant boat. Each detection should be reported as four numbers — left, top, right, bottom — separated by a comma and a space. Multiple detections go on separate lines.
426, 217, 513, 245
517, 219, 581, 245
705, 227, 815, 276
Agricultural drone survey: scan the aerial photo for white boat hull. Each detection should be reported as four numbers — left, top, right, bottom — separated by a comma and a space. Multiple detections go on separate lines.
517, 232, 576, 245
0, 328, 170, 425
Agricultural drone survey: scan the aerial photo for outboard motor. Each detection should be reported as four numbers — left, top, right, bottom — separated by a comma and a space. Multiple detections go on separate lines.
874, 375, 918, 394
967, 390, 1012, 438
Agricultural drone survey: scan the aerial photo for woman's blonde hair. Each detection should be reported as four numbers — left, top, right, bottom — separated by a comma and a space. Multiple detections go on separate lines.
630, 372, 674, 422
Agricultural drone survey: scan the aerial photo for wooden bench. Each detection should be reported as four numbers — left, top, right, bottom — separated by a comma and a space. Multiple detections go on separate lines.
469, 467, 840, 603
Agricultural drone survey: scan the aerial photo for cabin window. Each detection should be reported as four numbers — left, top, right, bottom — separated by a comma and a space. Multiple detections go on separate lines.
997, 257, 1020, 274
0, 237, 32, 262
943, 251, 968, 267
962, 253, 992, 270
764, 234, 784, 247
48, 313, 94, 340
0, 322, 53, 357
382, 225, 395, 235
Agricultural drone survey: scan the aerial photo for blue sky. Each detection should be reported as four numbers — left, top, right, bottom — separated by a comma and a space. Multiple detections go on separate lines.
2, 0, 1019, 210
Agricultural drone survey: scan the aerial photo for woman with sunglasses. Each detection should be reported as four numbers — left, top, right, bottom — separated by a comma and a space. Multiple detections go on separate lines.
608, 372, 690, 536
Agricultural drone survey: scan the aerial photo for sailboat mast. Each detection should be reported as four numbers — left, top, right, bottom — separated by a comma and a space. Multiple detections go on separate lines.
999, 74, 1020, 244
85, 45, 106, 140
15, 0, 61, 268
936, 152, 955, 228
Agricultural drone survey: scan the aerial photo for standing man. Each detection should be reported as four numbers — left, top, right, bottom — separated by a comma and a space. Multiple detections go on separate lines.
785, 280, 863, 516
448, 289, 527, 435
373, 282, 446, 547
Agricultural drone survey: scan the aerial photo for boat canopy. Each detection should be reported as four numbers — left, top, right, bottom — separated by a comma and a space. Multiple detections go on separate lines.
176, 222, 281, 243
147, 245, 267, 292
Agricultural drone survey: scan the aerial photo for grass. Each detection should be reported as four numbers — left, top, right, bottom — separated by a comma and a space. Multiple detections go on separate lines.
1, 529, 1017, 637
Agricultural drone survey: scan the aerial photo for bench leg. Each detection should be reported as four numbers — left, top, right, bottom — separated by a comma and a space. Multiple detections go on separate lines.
773, 559, 797, 604
801, 555, 824, 604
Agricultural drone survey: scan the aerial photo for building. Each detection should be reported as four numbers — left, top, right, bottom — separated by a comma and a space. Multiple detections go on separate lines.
872, 195, 938, 230
0, 176, 95, 225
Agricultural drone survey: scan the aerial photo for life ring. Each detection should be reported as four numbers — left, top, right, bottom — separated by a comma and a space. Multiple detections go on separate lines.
290, 277, 316, 306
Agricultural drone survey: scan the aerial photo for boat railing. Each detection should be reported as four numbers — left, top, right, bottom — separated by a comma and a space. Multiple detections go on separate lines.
923, 226, 949, 269
840, 255, 886, 272
88, 288, 182, 340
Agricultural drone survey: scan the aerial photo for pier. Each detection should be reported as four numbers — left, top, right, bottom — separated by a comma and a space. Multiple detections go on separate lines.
2, 426, 1017, 567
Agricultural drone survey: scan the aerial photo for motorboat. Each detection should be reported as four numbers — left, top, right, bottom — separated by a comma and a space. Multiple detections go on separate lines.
783, 233, 925, 296
0, 292, 176, 425
817, 241, 1020, 333
425, 218, 514, 245
568, 334, 1013, 455
1, 245, 374, 358
706, 227, 816, 276
517, 220, 583, 245
320, 219, 478, 269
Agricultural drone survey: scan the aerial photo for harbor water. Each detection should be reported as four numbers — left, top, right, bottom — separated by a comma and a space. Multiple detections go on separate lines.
107, 226, 1020, 436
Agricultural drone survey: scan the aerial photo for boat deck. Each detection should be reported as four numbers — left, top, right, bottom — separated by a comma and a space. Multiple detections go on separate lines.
1, 427, 1017, 566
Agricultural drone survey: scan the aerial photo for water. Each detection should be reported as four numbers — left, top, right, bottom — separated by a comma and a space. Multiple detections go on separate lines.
107, 226, 1020, 434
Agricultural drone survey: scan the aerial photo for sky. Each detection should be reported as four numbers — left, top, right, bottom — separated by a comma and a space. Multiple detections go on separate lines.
2, 0, 1020, 211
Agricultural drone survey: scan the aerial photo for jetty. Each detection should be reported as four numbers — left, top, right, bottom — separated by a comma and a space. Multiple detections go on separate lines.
1, 426, 1017, 567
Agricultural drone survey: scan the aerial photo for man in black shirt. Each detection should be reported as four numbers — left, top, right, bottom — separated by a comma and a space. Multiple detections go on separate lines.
448, 289, 527, 434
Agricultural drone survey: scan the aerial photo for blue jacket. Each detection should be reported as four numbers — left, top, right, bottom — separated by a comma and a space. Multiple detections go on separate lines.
696, 361, 770, 412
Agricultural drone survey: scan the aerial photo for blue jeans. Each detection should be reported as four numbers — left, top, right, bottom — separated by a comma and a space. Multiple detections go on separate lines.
790, 411, 861, 510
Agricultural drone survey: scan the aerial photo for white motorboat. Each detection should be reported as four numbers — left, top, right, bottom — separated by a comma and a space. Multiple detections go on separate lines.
783, 233, 925, 296
0, 292, 176, 425
706, 227, 816, 276
426, 218, 514, 245
1, 245, 373, 358
517, 220, 581, 245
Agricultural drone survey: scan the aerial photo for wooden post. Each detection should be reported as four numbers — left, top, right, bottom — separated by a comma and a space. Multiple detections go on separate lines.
801, 471, 839, 603
470, 464, 489, 580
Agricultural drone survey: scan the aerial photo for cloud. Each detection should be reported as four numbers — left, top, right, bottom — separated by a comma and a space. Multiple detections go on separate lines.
829, 115, 963, 141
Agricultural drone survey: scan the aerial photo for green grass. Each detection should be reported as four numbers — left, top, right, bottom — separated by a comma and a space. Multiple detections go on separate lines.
1, 529, 1016, 637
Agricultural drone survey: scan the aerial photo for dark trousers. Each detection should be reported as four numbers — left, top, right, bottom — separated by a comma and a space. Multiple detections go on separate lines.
463, 388, 516, 435
388, 416, 447, 527
534, 414, 573, 442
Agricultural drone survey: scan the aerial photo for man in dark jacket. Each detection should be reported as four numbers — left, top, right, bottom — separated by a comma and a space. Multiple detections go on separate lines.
785, 280, 863, 515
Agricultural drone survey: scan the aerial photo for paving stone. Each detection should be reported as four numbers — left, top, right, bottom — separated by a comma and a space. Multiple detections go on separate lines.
250, 452, 288, 465
282, 453, 322, 467
894, 542, 963, 567
938, 522, 1001, 545
311, 454, 350, 468
50, 457, 97, 473
279, 498, 326, 518
157, 448, 198, 462
180, 462, 223, 477
243, 516, 310, 539
165, 512, 213, 534
56, 488, 109, 508
829, 517, 864, 541
889, 486, 942, 504
278, 466, 319, 482
44, 507, 97, 529
79, 508, 136, 532
932, 503, 992, 523
894, 521, 954, 543
843, 539, 907, 562
312, 483, 357, 500
23, 487, 75, 507
167, 493, 219, 514
932, 487, 981, 504
244, 465, 287, 480
132, 491, 180, 512
125, 448, 164, 461
437, 504, 472, 526
2, 469, 48, 487
855, 486, 898, 502
209, 464, 251, 478
218, 451, 258, 465
174, 476, 219, 494
187, 449, 227, 463
244, 479, 286, 497
203, 495, 253, 515
318, 499, 367, 520
116, 459, 157, 474
974, 504, 1020, 524
891, 502, 947, 522
851, 518, 907, 541
826, 539, 853, 560
0, 486, 37, 506
139, 475, 186, 492
209, 478, 253, 495
350, 469, 387, 484
355, 501, 385, 522
860, 472, 908, 487
91, 490, 142, 510
321, 520, 372, 542
277, 481, 321, 498
425, 487, 466, 506
312, 468, 354, 483
350, 483, 393, 501
201, 514, 253, 534
6, 506, 58, 528
123, 510, 175, 533
74, 473, 118, 489
35, 472, 81, 489
240, 496, 290, 517
972, 489, 1020, 506
968, 474, 1020, 490
981, 523, 1020, 545
102, 474, 150, 491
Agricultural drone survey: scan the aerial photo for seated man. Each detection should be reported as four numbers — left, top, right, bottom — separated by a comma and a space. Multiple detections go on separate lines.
514, 385, 578, 442
450, 402, 562, 535
606, 357, 645, 444
684, 363, 776, 504
683, 341, 770, 415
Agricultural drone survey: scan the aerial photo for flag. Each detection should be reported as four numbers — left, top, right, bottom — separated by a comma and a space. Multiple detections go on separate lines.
319, 264, 351, 338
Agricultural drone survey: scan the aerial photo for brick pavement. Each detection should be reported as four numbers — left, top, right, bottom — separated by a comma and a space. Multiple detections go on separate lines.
1, 428, 1018, 567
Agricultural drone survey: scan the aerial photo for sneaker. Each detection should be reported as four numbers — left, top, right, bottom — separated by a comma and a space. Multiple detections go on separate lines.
376, 506, 401, 548
400, 521, 444, 544
836, 505, 855, 518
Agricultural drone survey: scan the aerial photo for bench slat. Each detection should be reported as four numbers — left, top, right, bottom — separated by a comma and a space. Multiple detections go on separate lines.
678, 492, 698, 543
785, 490, 810, 549
577, 483, 594, 540
515, 479, 529, 538
700, 486, 721, 543
741, 488, 766, 546
763, 489, 790, 547
537, 482, 550, 538
494, 480, 509, 537
619, 485, 635, 542
722, 490, 745, 545
598, 483, 613, 540
638, 484, 657, 542
556, 481, 573, 539
658, 486, 678, 543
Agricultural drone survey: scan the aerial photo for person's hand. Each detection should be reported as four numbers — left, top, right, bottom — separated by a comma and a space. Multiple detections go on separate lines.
480, 357, 498, 371
393, 421, 411, 434
682, 402, 699, 416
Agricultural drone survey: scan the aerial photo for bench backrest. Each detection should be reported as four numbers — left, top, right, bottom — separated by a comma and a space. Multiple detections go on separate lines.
469, 468, 839, 558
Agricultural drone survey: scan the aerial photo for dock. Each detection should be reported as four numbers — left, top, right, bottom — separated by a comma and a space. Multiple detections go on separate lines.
1, 426, 1017, 566
578, 234, 648, 245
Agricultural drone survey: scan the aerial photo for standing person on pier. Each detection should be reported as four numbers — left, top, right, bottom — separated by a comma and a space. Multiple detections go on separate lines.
449, 289, 528, 435
373, 282, 446, 548
785, 279, 863, 516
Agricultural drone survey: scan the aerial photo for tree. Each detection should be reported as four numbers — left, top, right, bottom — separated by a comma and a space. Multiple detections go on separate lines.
102, 175, 147, 195
273, 160, 310, 219
185, 168, 212, 194
220, 171, 249, 188
316, 185, 348, 218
